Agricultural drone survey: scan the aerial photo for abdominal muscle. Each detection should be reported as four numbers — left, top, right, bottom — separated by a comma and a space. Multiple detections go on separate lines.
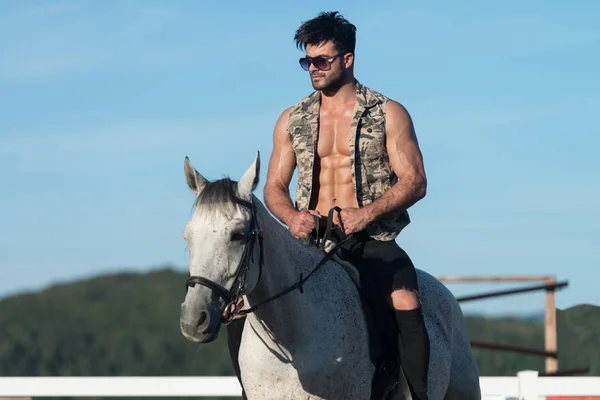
309, 153, 359, 224
308, 102, 359, 225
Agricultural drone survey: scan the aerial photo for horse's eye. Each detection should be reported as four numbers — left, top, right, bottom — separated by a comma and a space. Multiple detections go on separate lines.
231, 232, 245, 242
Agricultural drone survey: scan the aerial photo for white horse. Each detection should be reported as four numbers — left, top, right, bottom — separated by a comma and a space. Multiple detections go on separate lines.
179, 152, 481, 400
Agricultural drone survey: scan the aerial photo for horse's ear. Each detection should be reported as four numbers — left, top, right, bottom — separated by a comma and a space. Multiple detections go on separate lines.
184, 156, 207, 196
238, 151, 260, 200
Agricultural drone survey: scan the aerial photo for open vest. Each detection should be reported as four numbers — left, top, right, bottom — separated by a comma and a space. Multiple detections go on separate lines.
287, 80, 410, 241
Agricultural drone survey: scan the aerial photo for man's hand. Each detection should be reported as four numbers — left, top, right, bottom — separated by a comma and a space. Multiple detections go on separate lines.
339, 207, 372, 235
287, 210, 318, 238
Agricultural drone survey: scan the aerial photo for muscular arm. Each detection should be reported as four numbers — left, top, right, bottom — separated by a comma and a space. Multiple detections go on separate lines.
263, 107, 298, 226
363, 100, 427, 222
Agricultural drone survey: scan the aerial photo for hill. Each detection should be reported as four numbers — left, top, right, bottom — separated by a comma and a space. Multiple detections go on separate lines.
0, 269, 234, 378
0, 268, 598, 385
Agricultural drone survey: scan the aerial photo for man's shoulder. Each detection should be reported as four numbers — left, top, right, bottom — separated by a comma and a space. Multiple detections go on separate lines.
281, 91, 321, 127
361, 84, 409, 115
275, 102, 304, 123
273, 98, 310, 132
383, 98, 412, 125
289, 90, 320, 113
275, 105, 294, 125
354, 81, 391, 111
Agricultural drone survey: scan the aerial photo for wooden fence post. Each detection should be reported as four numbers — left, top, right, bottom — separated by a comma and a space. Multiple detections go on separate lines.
545, 276, 558, 373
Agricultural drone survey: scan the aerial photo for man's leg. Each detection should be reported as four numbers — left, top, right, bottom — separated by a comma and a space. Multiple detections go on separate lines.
226, 316, 247, 400
393, 289, 430, 400
362, 240, 430, 400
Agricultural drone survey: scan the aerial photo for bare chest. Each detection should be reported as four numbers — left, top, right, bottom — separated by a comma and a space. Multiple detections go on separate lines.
316, 106, 354, 158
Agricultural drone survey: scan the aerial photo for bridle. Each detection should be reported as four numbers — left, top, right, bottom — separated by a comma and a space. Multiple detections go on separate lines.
185, 198, 350, 325
185, 197, 264, 324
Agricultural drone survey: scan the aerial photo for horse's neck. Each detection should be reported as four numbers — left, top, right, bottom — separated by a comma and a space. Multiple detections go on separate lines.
246, 201, 323, 323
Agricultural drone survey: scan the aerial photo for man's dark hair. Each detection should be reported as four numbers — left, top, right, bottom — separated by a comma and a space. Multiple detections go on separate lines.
294, 11, 357, 55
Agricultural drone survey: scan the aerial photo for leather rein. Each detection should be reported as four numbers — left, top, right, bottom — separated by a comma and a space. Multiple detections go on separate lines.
185, 199, 350, 325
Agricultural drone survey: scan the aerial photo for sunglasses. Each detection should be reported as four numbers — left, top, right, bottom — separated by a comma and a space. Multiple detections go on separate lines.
299, 54, 341, 71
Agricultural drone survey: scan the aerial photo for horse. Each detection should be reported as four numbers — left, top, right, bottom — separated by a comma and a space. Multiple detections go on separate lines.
179, 152, 481, 400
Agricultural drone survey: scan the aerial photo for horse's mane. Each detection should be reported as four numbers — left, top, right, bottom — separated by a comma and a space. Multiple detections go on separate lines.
191, 175, 319, 257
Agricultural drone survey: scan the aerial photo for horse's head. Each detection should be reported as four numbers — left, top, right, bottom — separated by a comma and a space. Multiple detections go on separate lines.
180, 152, 262, 343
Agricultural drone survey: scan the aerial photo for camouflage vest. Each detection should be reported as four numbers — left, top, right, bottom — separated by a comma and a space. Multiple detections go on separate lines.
287, 80, 410, 241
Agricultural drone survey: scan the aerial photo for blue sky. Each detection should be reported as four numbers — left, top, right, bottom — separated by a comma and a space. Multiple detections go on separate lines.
1, 0, 599, 316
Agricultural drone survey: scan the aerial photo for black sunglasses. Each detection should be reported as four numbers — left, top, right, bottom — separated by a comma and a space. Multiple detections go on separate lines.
299, 54, 341, 71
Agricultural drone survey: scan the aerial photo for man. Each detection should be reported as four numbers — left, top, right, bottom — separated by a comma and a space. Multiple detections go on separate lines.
262, 11, 430, 400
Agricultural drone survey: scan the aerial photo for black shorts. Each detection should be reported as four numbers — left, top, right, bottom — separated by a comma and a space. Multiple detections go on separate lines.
314, 223, 420, 307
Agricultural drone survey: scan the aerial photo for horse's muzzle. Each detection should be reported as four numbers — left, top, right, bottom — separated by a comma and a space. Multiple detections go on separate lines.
180, 307, 220, 343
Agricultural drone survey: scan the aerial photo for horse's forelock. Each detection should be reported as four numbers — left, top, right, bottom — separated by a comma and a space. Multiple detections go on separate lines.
193, 177, 241, 216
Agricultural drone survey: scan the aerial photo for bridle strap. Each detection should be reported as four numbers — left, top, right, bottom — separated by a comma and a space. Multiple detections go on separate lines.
186, 276, 230, 302
185, 196, 263, 324
319, 206, 341, 251
185, 203, 351, 324
236, 206, 351, 317
311, 206, 341, 250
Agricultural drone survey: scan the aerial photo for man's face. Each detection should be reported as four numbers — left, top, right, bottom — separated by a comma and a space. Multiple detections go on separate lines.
303, 41, 347, 91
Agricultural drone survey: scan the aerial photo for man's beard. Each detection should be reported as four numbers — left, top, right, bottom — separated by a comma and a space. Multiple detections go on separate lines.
311, 70, 344, 93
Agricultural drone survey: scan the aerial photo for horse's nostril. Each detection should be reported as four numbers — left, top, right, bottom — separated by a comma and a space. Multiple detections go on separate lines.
195, 311, 209, 333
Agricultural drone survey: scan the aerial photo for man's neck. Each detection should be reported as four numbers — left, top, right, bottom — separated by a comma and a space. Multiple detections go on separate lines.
320, 79, 356, 108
